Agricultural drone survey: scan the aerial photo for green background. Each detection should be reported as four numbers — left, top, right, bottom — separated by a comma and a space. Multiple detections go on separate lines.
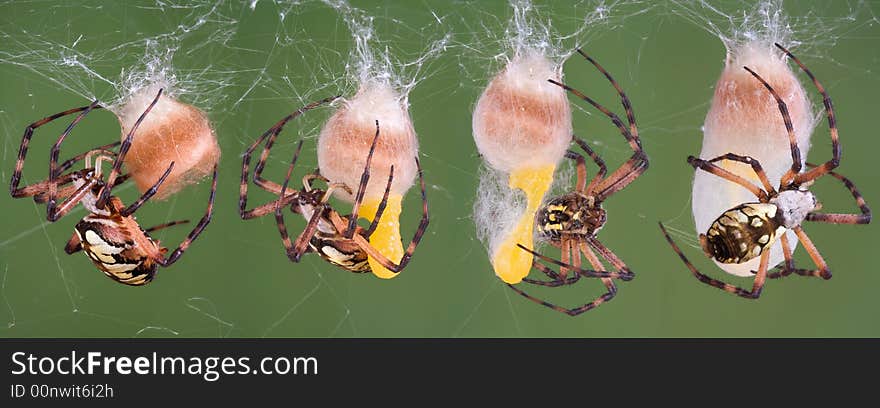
0, 1, 877, 337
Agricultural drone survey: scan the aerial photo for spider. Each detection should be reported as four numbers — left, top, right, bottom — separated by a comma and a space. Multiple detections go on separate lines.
510, 49, 648, 316
9, 89, 218, 286
659, 43, 872, 299
239, 96, 429, 275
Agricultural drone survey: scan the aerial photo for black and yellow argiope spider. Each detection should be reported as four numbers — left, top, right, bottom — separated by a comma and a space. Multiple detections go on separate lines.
239, 97, 429, 275
9, 89, 219, 286
659, 43, 872, 299
510, 49, 648, 316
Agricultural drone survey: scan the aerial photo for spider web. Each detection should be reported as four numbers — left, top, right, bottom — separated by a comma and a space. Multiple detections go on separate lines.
1, 0, 878, 338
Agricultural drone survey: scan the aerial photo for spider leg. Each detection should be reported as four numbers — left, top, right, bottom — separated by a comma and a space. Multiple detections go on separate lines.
586, 237, 636, 281
548, 79, 647, 202
552, 50, 647, 201
595, 151, 648, 202
272, 205, 308, 263
345, 120, 381, 239
766, 232, 826, 279
289, 181, 352, 261
15, 172, 78, 201
240, 124, 287, 212
47, 178, 98, 221
521, 261, 581, 286
504, 281, 605, 316
790, 226, 832, 280
121, 161, 175, 216
278, 204, 325, 263
505, 240, 618, 316
275, 149, 325, 263
156, 164, 218, 267
504, 284, 576, 316
240, 140, 303, 220
522, 240, 568, 283
144, 220, 190, 234
507, 240, 585, 313
659, 222, 767, 299
706, 153, 777, 195
566, 149, 589, 194
767, 233, 796, 279
33, 183, 80, 205
515, 243, 632, 280
548, 81, 637, 149
805, 167, 871, 225
347, 157, 429, 274
571, 136, 606, 196
97, 89, 163, 209
302, 170, 328, 191
240, 97, 339, 217
743, 66, 802, 187
243, 194, 299, 220
45, 100, 100, 220
113, 171, 132, 184
687, 155, 769, 202
10, 102, 104, 198
363, 166, 394, 239
573, 240, 618, 313
251, 127, 288, 195
522, 239, 580, 285
562, 238, 576, 278
57, 142, 120, 175
576, 48, 638, 140
17, 143, 119, 203
775, 44, 841, 185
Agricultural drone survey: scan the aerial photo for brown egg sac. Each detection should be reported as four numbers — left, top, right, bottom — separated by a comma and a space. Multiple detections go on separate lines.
317, 81, 419, 202
472, 50, 572, 173
115, 86, 221, 199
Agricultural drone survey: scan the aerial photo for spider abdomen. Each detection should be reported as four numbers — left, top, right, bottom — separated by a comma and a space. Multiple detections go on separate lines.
75, 216, 156, 286
309, 233, 370, 273
536, 194, 606, 242
701, 203, 785, 264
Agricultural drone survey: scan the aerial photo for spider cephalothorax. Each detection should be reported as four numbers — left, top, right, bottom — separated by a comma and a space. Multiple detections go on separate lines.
9, 88, 218, 286
660, 44, 871, 299
536, 193, 606, 242
506, 49, 648, 316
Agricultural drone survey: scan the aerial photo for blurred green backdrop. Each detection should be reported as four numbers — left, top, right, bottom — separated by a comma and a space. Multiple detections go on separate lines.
0, 1, 877, 337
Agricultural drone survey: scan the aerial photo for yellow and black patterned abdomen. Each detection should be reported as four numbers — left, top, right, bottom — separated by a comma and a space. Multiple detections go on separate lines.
74, 216, 156, 286
701, 203, 784, 264
309, 234, 370, 273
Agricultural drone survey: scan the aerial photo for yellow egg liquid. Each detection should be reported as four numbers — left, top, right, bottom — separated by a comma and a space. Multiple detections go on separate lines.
491, 165, 556, 284
360, 194, 404, 279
